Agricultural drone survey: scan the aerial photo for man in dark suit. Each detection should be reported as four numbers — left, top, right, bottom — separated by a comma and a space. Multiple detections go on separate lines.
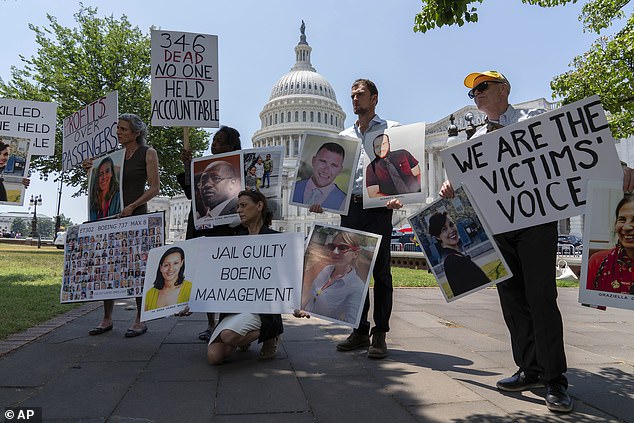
196, 160, 241, 226
292, 142, 347, 211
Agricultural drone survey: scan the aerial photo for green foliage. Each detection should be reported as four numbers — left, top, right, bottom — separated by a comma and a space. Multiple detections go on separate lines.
413, 0, 578, 33
551, 12, 634, 138
37, 218, 54, 238
58, 213, 73, 229
10, 218, 28, 234
0, 6, 209, 197
413, 0, 634, 138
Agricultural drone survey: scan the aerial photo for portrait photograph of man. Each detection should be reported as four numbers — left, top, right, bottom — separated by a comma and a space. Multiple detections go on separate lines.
363, 122, 426, 208
191, 152, 243, 230
290, 133, 360, 215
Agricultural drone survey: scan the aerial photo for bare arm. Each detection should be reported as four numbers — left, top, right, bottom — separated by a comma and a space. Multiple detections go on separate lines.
121, 148, 160, 217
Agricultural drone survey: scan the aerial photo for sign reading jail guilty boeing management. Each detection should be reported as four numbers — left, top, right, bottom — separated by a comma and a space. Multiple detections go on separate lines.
440, 96, 623, 234
150, 29, 219, 127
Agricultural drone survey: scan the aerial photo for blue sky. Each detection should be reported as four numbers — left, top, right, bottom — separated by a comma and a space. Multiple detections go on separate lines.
0, 0, 612, 224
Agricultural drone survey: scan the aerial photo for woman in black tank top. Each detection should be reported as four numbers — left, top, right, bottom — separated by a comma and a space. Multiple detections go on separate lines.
86, 113, 160, 338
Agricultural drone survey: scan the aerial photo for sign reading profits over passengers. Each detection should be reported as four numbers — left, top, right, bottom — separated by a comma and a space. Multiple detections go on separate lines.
62, 91, 119, 172
0, 98, 58, 156
150, 29, 219, 127
440, 96, 623, 234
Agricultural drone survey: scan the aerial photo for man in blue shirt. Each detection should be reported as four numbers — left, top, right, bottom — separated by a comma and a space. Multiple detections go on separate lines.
313, 78, 402, 359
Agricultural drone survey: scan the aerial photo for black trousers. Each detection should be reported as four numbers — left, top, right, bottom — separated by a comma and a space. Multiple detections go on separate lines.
340, 200, 393, 335
494, 221, 568, 385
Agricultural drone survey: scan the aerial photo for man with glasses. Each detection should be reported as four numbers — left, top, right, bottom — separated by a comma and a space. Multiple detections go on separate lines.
196, 160, 241, 224
440, 70, 573, 413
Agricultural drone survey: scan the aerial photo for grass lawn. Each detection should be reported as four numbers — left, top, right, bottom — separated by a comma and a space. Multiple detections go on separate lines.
386, 266, 579, 289
0, 243, 579, 340
0, 244, 77, 339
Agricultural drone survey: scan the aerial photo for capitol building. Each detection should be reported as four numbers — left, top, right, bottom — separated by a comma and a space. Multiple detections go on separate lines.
152, 23, 634, 242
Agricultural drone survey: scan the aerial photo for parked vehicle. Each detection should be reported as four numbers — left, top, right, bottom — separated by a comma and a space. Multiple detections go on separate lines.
53, 231, 66, 249
558, 234, 582, 247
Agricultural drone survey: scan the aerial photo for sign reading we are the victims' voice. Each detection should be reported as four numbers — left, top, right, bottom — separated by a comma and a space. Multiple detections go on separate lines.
440, 96, 623, 234
141, 233, 303, 320
150, 30, 219, 127
62, 91, 118, 171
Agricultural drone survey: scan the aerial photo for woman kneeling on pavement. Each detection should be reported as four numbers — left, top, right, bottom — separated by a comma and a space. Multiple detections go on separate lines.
206, 190, 282, 364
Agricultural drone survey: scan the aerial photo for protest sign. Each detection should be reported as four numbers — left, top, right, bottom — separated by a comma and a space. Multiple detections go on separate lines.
290, 133, 360, 215
86, 149, 125, 221
242, 147, 284, 220
363, 122, 426, 208
408, 186, 511, 302
191, 151, 243, 230
62, 91, 119, 171
440, 96, 623, 233
0, 136, 31, 206
140, 241, 196, 321
183, 232, 303, 314
0, 98, 57, 156
301, 224, 381, 327
150, 30, 219, 127
579, 180, 634, 311
60, 212, 164, 303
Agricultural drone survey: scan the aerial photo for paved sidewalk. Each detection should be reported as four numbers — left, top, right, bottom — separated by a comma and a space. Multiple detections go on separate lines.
1, 288, 632, 422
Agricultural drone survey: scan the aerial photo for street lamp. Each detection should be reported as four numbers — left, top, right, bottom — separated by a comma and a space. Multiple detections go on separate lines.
447, 112, 484, 146
29, 194, 42, 248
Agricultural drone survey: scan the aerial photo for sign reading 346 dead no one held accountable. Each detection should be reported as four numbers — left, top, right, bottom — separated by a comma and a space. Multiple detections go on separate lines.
150, 29, 219, 127
440, 96, 623, 234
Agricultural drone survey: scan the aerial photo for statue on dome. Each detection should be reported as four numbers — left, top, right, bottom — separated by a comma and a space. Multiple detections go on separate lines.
300, 20, 305, 35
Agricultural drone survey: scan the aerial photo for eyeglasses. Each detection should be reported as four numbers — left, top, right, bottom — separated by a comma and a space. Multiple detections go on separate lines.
199, 174, 233, 185
468, 81, 504, 99
326, 243, 359, 253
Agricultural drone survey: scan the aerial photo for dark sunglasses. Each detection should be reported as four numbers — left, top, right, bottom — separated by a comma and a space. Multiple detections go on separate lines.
468, 81, 504, 99
326, 243, 359, 253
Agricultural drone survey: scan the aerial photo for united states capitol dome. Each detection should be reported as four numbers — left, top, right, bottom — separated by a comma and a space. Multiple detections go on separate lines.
252, 21, 346, 154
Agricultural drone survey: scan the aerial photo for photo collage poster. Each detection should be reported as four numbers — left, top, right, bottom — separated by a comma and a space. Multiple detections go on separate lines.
60, 212, 165, 303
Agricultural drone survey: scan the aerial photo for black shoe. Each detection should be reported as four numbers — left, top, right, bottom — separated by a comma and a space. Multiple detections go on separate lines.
367, 332, 388, 359
496, 371, 544, 392
336, 333, 370, 351
545, 383, 573, 413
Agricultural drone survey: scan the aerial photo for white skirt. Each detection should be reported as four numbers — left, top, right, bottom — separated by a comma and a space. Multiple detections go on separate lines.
208, 313, 261, 345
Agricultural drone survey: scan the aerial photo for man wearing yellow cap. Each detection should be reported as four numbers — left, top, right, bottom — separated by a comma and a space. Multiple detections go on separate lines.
440, 71, 573, 413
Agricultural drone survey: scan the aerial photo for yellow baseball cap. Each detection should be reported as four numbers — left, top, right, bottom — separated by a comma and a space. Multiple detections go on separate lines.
464, 71, 508, 88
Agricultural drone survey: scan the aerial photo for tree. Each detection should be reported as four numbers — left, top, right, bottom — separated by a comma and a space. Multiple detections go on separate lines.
413, 1, 634, 138
10, 218, 28, 235
0, 6, 209, 196
37, 218, 54, 238
58, 213, 73, 230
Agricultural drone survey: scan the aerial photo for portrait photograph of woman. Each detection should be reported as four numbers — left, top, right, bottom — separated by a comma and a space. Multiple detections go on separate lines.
409, 186, 511, 302
297, 224, 381, 327
580, 180, 634, 311
88, 150, 124, 221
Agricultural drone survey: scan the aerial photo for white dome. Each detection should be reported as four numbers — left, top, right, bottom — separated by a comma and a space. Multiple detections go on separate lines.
270, 70, 338, 101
